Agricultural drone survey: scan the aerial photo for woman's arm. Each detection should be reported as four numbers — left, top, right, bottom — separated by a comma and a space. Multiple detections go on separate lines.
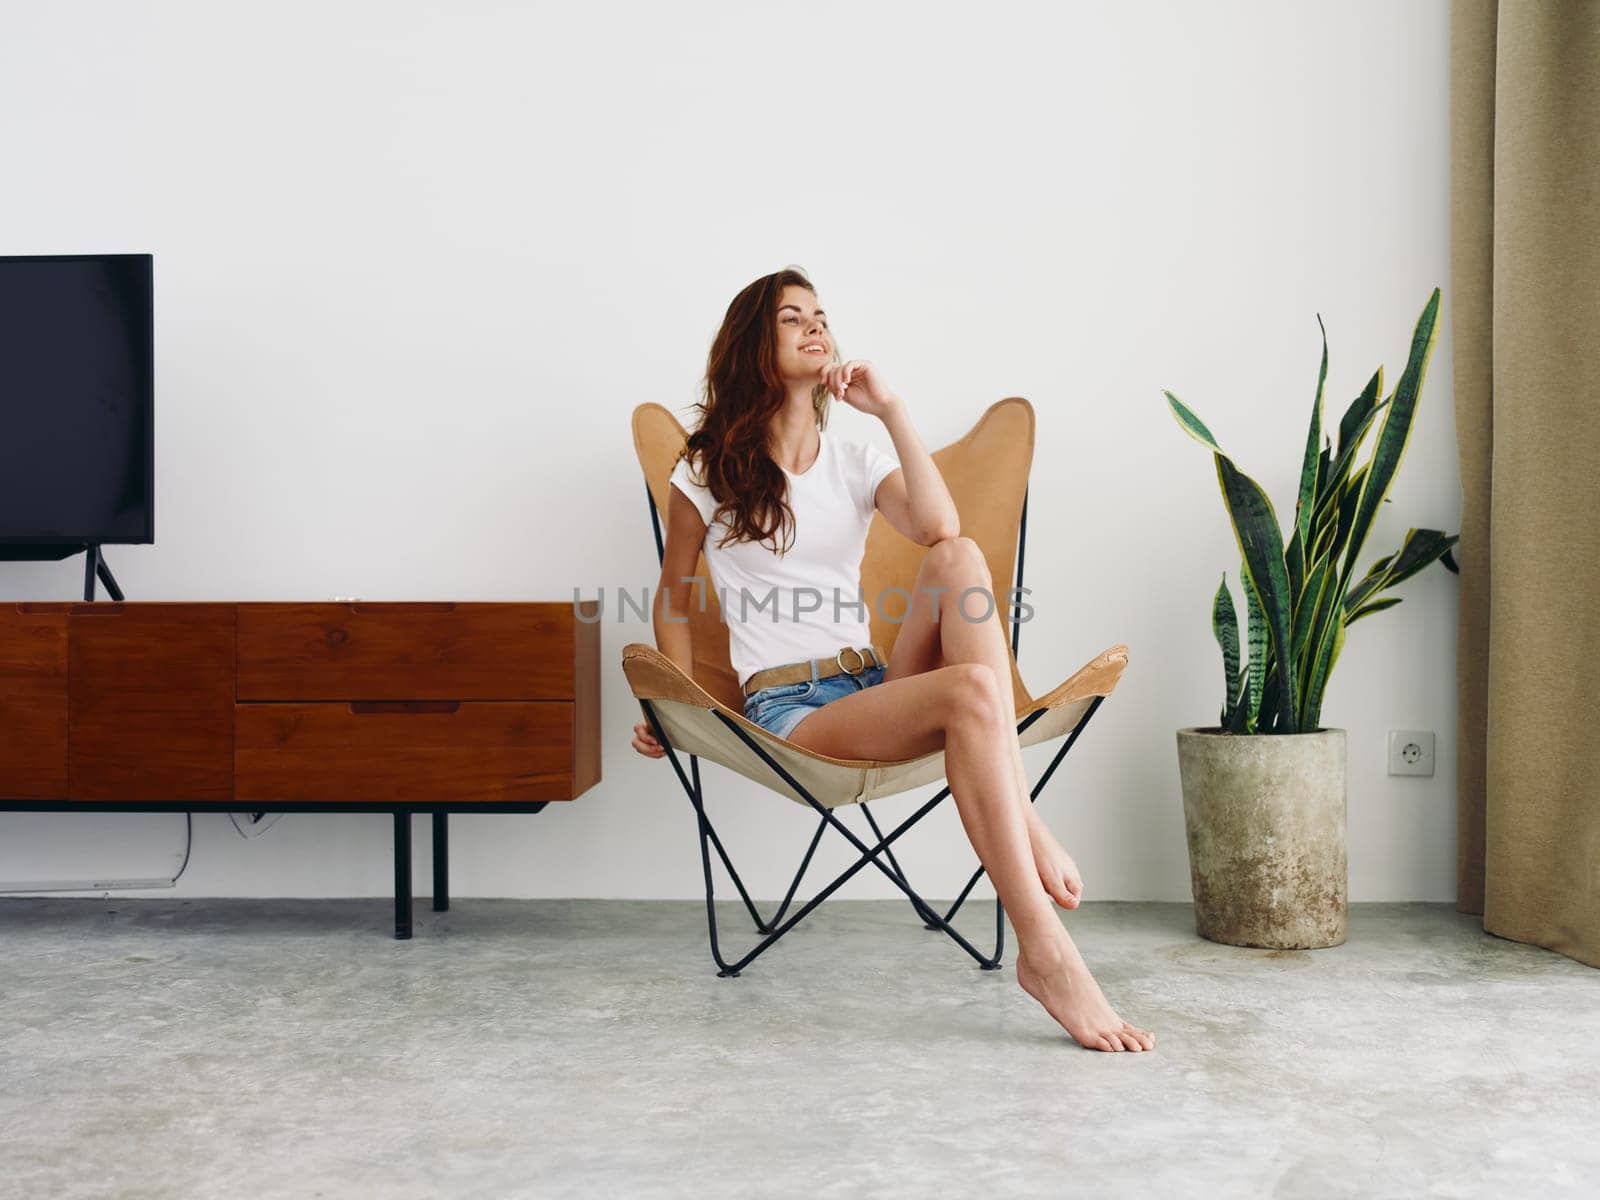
878, 397, 960, 544
823, 359, 960, 544
652, 484, 706, 676
633, 484, 706, 759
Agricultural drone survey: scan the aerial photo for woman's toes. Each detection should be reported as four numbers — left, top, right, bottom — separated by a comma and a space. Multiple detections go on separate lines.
1123, 1023, 1154, 1051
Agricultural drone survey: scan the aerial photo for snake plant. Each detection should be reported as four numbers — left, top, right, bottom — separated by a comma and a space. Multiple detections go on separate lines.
1165, 288, 1459, 735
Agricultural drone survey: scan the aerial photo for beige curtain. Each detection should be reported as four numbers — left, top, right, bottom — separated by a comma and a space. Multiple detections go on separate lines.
1451, 0, 1600, 969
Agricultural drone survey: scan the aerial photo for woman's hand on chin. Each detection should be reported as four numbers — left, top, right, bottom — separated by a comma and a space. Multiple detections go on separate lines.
823, 359, 900, 419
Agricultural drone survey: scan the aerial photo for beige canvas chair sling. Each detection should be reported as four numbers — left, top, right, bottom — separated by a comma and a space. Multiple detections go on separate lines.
623, 396, 1129, 976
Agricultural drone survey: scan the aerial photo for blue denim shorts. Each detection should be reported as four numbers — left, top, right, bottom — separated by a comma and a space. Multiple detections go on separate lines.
743, 663, 888, 740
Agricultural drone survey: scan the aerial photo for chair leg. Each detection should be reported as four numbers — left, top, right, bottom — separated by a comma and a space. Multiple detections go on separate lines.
859, 798, 1006, 969
682, 750, 844, 975
702, 785, 964, 976
639, 699, 963, 974
688, 756, 830, 937
654, 725, 788, 975
858, 802, 944, 930
687, 754, 766, 931
677, 755, 829, 938
687, 764, 741, 976
758, 814, 829, 934
636, 696, 1103, 978
715, 714, 1006, 972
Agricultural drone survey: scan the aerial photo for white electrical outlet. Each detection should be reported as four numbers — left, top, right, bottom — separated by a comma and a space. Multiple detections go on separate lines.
1388, 730, 1436, 777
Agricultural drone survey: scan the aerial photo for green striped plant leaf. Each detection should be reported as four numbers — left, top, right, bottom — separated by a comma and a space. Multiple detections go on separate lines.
1297, 560, 1343, 717
1211, 573, 1240, 725
1227, 667, 1251, 733
1294, 315, 1329, 556
1346, 528, 1460, 611
1304, 616, 1347, 732
1346, 596, 1404, 624
1336, 366, 1385, 467
1345, 553, 1397, 613
1244, 570, 1266, 733
1291, 555, 1333, 671
1215, 454, 1299, 732
1164, 391, 1222, 453
1287, 524, 1306, 603
1337, 464, 1369, 547
1317, 397, 1391, 511
1313, 443, 1332, 507
1339, 290, 1442, 592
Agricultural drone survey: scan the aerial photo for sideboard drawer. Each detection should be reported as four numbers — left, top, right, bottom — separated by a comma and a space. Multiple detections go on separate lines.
235, 701, 577, 802
69, 603, 236, 802
1, 605, 69, 800
237, 601, 593, 701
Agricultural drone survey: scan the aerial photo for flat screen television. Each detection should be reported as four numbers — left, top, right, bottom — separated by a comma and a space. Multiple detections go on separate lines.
0, 253, 154, 550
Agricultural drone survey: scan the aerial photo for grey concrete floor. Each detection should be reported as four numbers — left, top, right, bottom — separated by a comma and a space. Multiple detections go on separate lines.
1, 898, 1596, 1199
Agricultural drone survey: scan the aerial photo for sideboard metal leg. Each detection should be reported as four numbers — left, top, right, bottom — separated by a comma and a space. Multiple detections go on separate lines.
393, 812, 413, 940
432, 812, 449, 912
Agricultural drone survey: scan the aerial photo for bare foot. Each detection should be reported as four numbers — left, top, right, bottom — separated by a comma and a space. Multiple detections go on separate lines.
1016, 938, 1155, 1053
1027, 817, 1083, 910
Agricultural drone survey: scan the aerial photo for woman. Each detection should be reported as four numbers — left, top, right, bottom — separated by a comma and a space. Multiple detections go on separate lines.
631, 268, 1155, 1053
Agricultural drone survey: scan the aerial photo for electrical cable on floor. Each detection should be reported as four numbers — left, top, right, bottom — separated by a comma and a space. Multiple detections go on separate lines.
9, 811, 270, 895
170, 811, 193, 883
0, 811, 194, 894
229, 811, 284, 838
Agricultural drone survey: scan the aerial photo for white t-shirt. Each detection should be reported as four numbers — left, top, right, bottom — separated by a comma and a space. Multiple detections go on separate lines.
668, 427, 901, 692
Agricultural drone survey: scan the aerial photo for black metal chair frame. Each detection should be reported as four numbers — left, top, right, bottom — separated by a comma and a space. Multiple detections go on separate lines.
639, 483, 1107, 977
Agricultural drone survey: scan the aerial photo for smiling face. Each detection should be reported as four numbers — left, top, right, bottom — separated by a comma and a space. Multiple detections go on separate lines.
773, 284, 835, 384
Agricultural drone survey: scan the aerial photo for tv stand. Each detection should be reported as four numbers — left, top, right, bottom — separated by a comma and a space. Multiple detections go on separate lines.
80, 544, 123, 601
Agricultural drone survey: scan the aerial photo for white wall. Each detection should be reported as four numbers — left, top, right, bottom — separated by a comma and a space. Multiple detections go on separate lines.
0, 0, 1460, 902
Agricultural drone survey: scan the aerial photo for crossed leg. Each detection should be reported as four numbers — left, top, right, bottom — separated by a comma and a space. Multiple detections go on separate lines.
784, 536, 1155, 1052
879, 537, 1085, 911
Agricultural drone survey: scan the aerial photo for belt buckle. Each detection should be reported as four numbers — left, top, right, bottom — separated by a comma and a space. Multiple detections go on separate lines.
836, 646, 866, 676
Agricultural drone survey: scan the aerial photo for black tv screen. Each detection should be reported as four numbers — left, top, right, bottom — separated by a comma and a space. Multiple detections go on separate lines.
0, 254, 154, 545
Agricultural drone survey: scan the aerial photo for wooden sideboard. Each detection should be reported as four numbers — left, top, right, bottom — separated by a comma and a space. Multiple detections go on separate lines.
0, 600, 601, 937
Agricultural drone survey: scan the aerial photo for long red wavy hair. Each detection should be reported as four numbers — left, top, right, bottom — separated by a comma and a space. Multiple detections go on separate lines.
678, 267, 838, 556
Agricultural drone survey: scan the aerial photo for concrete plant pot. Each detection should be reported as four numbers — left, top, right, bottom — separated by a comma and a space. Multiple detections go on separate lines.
1175, 727, 1348, 949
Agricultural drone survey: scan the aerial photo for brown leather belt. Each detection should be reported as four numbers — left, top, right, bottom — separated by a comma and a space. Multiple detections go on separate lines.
742, 644, 886, 698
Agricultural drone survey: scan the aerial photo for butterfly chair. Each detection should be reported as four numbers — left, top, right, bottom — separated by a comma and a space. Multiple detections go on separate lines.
622, 396, 1129, 977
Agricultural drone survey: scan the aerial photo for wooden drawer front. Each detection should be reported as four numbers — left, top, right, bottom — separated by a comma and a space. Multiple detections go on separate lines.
235, 701, 575, 802
69, 604, 236, 802
237, 602, 582, 701
1, 605, 70, 800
